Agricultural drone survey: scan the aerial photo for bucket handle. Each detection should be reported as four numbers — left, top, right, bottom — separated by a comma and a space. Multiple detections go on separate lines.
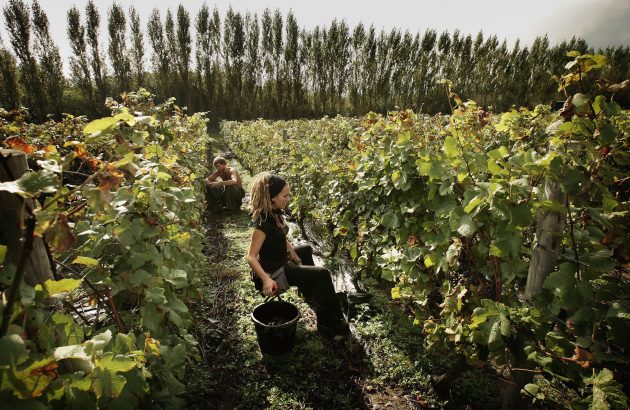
264, 294, 283, 303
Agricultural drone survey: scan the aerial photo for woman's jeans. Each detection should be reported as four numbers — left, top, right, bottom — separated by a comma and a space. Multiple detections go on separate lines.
254, 244, 344, 324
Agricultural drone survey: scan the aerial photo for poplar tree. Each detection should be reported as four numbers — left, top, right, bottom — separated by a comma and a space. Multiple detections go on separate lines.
3, 0, 44, 120
243, 12, 261, 118
85, 0, 107, 111
165, 9, 179, 100
147, 9, 170, 101
260, 9, 274, 118
272, 10, 283, 117
176, 5, 192, 108
209, 7, 222, 119
195, 4, 211, 111
129, 6, 145, 89
283, 11, 301, 117
107, 3, 132, 95
0, 34, 20, 109
67, 6, 95, 114
32, 0, 64, 118
348, 23, 365, 114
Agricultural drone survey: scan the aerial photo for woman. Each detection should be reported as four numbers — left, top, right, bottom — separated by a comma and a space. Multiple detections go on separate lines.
246, 172, 348, 337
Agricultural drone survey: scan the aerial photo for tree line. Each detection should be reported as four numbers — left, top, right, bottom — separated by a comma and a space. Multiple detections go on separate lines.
1, 0, 629, 124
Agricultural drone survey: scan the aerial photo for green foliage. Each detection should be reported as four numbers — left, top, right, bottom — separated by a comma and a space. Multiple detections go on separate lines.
0, 90, 209, 407
223, 54, 630, 406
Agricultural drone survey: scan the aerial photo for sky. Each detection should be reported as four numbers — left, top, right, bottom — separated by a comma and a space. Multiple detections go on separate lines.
1, 0, 629, 69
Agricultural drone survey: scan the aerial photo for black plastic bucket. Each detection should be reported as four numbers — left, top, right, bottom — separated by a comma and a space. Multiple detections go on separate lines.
251, 299, 300, 355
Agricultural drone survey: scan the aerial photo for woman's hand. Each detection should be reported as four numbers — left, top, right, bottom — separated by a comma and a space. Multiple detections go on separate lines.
262, 277, 278, 296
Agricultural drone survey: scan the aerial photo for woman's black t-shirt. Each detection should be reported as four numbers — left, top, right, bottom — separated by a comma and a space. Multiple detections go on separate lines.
253, 210, 289, 273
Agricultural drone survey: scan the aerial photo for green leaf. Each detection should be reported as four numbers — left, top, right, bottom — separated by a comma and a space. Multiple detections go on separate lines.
111, 152, 136, 168
162, 343, 187, 371
487, 317, 504, 351
523, 383, 539, 396
543, 266, 575, 290
598, 123, 617, 146
382, 212, 401, 229
457, 214, 478, 237
593, 95, 622, 117
584, 250, 615, 272
35, 278, 82, 296
114, 109, 136, 126
0, 334, 28, 365
141, 304, 163, 333
443, 135, 459, 157
391, 170, 400, 182
509, 203, 531, 227
85, 330, 113, 356
92, 367, 127, 399
0, 170, 58, 198
97, 353, 137, 373
579, 368, 628, 410
145, 286, 167, 304
54, 344, 89, 361
488, 146, 509, 160
161, 268, 188, 288
84, 117, 117, 136
464, 195, 483, 214
487, 159, 506, 175
52, 312, 84, 345
573, 93, 591, 115
130, 269, 152, 286
71, 256, 99, 267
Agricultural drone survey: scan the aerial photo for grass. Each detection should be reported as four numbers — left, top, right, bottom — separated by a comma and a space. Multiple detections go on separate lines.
184, 135, 506, 409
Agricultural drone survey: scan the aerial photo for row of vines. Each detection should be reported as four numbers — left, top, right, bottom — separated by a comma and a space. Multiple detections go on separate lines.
0, 90, 209, 408
223, 53, 630, 408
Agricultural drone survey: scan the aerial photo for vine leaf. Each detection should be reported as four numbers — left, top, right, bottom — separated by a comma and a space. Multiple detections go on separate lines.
0, 170, 58, 198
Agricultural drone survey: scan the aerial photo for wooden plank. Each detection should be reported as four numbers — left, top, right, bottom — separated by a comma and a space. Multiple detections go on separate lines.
0, 149, 54, 285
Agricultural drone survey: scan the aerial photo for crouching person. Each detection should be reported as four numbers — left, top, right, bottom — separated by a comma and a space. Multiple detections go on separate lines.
246, 172, 349, 337
205, 156, 245, 213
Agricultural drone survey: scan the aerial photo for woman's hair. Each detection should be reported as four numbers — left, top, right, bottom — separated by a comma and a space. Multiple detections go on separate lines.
250, 172, 274, 222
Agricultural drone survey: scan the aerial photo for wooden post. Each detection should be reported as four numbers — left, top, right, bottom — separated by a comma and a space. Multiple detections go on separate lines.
525, 178, 565, 301
0, 149, 54, 286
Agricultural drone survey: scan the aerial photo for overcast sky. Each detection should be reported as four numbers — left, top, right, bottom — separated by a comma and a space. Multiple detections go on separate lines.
1, 0, 629, 68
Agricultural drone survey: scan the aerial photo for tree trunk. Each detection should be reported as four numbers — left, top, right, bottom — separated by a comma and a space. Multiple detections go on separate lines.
498, 177, 566, 409
0, 149, 54, 286
525, 178, 565, 301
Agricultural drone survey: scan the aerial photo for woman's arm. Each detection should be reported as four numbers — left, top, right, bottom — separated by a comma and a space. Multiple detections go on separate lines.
286, 237, 301, 264
246, 229, 277, 296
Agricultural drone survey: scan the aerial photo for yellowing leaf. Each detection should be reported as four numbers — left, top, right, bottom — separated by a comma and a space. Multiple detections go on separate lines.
72, 256, 99, 266
36, 278, 82, 296
0, 244, 7, 264
424, 255, 435, 268
84, 117, 117, 135
45, 213, 76, 252
97, 353, 137, 373
391, 287, 401, 299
